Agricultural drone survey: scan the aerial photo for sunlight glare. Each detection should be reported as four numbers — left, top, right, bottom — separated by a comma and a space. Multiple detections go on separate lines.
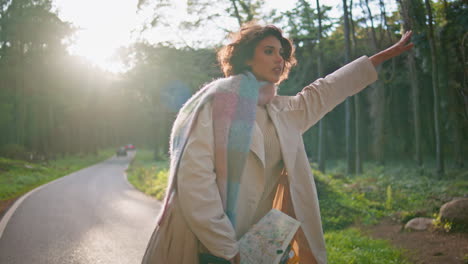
53, 0, 389, 73
53, 0, 304, 72
54, 0, 141, 73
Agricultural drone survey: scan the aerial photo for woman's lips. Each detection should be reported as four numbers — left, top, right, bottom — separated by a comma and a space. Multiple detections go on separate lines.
273, 67, 282, 75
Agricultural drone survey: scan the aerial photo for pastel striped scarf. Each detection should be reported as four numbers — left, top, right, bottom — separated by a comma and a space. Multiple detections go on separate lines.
158, 72, 273, 229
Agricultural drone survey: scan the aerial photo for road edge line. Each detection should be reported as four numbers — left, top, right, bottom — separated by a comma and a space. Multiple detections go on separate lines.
0, 180, 50, 240
0, 156, 115, 240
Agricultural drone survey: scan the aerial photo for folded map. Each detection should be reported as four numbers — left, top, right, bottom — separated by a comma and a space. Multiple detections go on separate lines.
239, 209, 301, 264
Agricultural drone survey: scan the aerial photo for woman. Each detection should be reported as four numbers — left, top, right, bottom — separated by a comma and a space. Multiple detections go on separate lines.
142, 23, 413, 264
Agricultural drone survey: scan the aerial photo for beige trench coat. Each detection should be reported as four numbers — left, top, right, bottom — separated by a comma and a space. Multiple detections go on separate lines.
142, 56, 378, 264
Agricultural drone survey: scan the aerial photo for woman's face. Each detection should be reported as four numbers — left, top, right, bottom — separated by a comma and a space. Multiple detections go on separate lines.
247, 36, 284, 84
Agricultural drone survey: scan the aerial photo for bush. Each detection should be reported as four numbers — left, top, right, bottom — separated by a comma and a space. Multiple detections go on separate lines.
320, 160, 468, 228
127, 150, 169, 201
147, 169, 169, 200
0, 144, 30, 160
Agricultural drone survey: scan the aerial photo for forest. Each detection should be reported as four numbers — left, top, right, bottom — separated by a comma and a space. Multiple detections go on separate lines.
0, 0, 467, 178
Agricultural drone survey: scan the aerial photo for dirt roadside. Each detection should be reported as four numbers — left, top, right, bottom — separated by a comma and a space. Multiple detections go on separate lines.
363, 217, 468, 264
0, 197, 18, 222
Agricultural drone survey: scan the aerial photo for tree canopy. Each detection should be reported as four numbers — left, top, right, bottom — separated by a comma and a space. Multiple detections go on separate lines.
0, 0, 466, 177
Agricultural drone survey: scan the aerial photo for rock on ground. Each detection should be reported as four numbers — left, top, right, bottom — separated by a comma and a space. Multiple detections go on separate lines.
440, 198, 468, 225
404, 217, 434, 231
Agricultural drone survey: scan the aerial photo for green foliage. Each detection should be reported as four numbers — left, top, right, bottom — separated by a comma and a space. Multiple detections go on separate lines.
315, 167, 385, 230
126, 154, 461, 261
314, 170, 362, 230
129, 167, 168, 200
432, 211, 468, 233
1, 0, 467, 169
226, 0, 263, 25
386, 185, 393, 210
432, 214, 452, 233
0, 149, 114, 200
321, 160, 468, 226
0, 144, 29, 160
325, 228, 410, 264
127, 149, 169, 200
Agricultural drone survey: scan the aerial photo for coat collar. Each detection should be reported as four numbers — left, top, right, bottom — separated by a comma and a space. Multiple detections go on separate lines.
248, 101, 300, 175
266, 103, 300, 173
249, 122, 265, 167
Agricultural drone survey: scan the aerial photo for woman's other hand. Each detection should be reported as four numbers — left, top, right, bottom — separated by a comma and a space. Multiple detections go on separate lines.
230, 252, 240, 264
369, 31, 414, 67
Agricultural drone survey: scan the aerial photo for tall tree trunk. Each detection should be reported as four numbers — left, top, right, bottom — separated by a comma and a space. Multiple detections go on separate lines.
316, 0, 326, 172
363, 0, 386, 164
365, 0, 378, 50
398, 0, 422, 167
230, 0, 243, 26
424, 0, 444, 177
349, 0, 362, 174
349, 0, 358, 50
354, 95, 362, 173
15, 42, 27, 148
343, 0, 355, 175
440, 0, 463, 169
47, 103, 55, 158
409, 53, 422, 165
300, 0, 314, 29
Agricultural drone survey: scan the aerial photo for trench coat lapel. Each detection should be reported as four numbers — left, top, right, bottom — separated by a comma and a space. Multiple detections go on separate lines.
266, 104, 300, 172
249, 122, 265, 168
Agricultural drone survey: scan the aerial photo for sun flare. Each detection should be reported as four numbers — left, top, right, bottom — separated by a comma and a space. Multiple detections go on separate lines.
54, 0, 144, 73
52, 0, 316, 73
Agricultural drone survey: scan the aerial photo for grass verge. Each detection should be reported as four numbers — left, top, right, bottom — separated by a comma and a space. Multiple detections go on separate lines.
127, 154, 468, 263
316, 160, 468, 230
0, 149, 114, 201
126, 149, 169, 200
326, 228, 410, 264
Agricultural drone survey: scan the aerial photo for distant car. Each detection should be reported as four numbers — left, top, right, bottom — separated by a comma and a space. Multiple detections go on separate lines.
124, 144, 135, 151
116, 147, 127, 156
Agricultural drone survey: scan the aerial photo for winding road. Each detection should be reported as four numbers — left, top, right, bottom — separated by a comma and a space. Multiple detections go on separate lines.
0, 152, 160, 264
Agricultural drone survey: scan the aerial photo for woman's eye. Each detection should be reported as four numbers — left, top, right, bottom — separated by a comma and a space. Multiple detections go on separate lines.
264, 49, 273, 55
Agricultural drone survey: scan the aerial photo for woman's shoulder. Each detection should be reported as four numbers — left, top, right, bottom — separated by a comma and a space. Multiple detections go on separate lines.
268, 95, 298, 112
195, 100, 213, 127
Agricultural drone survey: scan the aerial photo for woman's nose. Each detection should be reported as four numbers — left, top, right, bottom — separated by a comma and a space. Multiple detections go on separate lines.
275, 53, 284, 63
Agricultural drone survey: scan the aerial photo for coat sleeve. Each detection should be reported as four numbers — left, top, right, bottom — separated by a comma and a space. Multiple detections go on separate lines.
176, 102, 239, 260
286, 56, 378, 133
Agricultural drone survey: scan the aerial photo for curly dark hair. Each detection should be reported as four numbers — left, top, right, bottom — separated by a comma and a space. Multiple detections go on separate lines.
217, 22, 297, 83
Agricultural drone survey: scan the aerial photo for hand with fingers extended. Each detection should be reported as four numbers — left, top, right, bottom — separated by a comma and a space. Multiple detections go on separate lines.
370, 30, 414, 67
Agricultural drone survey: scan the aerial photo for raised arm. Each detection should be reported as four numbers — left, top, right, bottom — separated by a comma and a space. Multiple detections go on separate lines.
370, 31, 414, 67
283, 56, 377, 133
283, 31, 414, 133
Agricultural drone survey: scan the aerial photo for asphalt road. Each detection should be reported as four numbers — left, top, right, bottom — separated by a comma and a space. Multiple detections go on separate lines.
0, 152, 161, 264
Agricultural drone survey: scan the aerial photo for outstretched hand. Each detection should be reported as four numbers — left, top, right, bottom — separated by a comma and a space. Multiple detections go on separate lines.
369, 31, 414, 67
